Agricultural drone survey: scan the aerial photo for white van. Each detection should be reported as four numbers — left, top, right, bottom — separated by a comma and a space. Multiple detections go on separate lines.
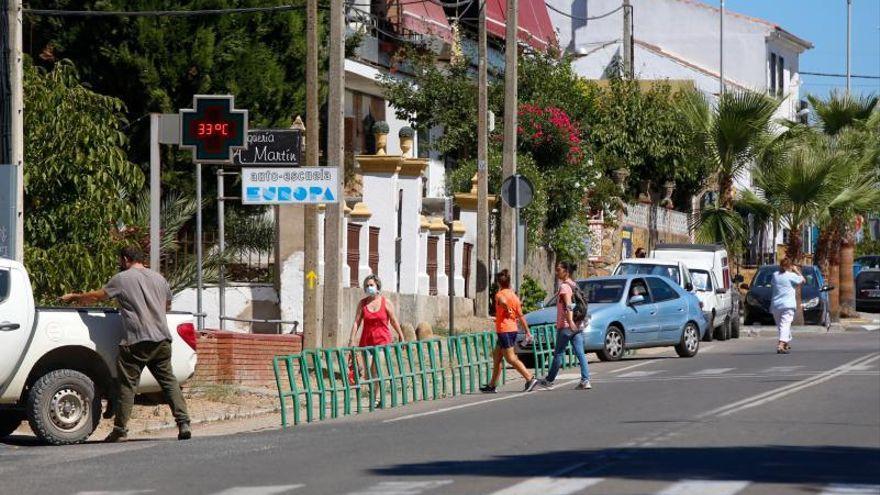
652, 244, 739, 341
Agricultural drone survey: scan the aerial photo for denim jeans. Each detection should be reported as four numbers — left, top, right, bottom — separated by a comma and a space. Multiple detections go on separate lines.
545, 328, 590, 382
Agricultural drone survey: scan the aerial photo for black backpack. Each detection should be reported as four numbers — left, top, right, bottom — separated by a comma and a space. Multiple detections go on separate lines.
564, 281, 589, 324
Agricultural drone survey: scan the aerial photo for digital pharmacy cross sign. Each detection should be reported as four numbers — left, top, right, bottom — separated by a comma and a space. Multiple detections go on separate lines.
179, 95, 249, 164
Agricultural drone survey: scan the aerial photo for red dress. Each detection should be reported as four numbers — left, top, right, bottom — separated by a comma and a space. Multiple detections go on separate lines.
360, 297, 393, 347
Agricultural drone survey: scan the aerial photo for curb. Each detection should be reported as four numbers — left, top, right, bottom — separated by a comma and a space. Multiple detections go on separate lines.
140, 406, 280, 434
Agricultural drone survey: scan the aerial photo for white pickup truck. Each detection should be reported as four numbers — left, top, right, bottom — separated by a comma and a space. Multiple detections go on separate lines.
0, 258, 198, 445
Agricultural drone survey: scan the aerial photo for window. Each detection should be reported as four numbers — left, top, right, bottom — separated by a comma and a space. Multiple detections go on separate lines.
582, 280, 626, 304
628, 279, 652, 303
769, 53, 777, 96
417, 127, 430, 159
690, 270, 713, 291
0, 269, 9, 304
614, 263, 681, 285
646, 277, 680, 302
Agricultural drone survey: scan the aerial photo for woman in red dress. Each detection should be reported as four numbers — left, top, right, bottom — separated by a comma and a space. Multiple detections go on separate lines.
348, 275, 405, 347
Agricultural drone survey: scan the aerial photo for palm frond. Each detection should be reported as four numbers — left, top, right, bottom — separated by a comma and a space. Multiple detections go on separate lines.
691, 204, 746, 253
808, 91, 879, 136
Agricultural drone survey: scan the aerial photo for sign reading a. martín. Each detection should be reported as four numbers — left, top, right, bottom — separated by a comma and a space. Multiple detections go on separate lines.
233, 129, 303, 167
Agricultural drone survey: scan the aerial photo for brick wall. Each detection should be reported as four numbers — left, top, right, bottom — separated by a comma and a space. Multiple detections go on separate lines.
194, 331, 303, 388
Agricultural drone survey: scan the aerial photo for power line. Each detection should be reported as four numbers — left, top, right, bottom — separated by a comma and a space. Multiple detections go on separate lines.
801, 71, 880, 80
24, 4, 310, 17
544, 3, 623, 22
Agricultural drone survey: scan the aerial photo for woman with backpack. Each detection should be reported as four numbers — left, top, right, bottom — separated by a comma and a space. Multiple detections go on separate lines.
540, 261, 592, 390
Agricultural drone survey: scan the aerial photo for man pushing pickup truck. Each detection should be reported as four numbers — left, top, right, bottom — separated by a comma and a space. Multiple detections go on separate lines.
62, 246, 192, 442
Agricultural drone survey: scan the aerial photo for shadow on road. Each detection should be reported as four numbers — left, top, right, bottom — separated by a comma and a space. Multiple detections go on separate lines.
371, 445, 880, 486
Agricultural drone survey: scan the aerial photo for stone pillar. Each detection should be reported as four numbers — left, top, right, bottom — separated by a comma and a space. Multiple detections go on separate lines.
429, 217, 449, 296
357, 155, 404, 287
417, 215, 431, 295
455, 174, 498, 304
342, 203, 352, 287
452, 220, 466, 296
351, 202, 373, 288
397, 158, 427, 294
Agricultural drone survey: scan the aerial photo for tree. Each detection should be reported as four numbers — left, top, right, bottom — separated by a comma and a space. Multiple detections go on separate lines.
680, 89, 780, 210
807, 91, 880, 316
23, 59, 145, 303
26, 0, 320, 193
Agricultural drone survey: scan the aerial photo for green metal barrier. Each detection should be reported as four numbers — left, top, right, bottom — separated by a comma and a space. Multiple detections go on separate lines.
447, 331, 504, 395
530, 324, 577, 377
274, 338, 447, 428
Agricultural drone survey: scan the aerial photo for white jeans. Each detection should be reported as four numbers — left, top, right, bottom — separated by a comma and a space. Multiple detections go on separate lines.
772, 308, 795, 343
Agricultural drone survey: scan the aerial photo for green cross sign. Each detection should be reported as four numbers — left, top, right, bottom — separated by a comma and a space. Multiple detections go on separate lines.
179, 95, 249, 163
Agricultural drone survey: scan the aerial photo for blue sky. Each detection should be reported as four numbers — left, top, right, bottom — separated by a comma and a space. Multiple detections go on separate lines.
703, 0, 880, 98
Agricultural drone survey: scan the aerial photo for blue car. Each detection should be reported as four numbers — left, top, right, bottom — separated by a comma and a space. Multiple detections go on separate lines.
518, 275, 708, 361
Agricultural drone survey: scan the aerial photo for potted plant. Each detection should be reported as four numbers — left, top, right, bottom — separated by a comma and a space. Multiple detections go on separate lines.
372, 121, 390, 155
399, 125, 415, 157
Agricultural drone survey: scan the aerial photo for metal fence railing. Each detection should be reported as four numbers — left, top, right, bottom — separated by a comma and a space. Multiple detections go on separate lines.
273, 330, 578, 428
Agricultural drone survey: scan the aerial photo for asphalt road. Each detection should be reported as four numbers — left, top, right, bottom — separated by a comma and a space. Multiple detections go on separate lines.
2, 331, 879, 495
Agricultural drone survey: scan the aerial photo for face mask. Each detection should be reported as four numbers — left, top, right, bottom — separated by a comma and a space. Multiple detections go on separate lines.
365, 286, 378, 296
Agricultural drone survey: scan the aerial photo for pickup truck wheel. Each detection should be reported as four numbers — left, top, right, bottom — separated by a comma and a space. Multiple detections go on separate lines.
675, 322, 700, 358
0, 412, 24, 438
731, 314, 741, 339
597, 326, 625, 362
718, 317, 731, 341
27, 369, 100, 445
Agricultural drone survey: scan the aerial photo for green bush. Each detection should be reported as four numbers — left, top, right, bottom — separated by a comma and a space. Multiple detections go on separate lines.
856, 237, 880, 256
520, 275, 548, 313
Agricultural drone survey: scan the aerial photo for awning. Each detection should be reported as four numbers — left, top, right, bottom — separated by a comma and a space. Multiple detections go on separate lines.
486, 0, 557, 50
397, 0, 454, 44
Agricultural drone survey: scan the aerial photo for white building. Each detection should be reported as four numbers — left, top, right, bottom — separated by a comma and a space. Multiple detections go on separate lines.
547, 0, 813, 261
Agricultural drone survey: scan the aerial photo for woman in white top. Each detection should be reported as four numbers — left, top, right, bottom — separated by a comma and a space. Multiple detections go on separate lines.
770, 257, 805, 354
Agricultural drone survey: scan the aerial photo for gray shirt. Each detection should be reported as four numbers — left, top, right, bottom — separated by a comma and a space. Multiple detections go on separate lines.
104, 267, 173, 345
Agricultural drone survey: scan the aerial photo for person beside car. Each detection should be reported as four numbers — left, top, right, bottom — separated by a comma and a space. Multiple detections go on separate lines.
540, 261, 592, 390
770, 257, 804, 354
61, 246, 191, 442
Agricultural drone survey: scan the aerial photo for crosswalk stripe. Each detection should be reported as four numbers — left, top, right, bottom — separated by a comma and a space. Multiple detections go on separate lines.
764, 366, 805, 373
819, 484, 880, 494
656, 480, 750, 495
488, 477, 604, 495
691, 368, 735, 375
76, 492, 154, 495
617, 370, 664, 378
210, 485, 304, 495
345, 480, 453, 495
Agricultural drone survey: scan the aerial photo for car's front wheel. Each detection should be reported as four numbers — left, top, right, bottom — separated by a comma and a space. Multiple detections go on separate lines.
676, 322, 700, 358
597, 326, 625, 362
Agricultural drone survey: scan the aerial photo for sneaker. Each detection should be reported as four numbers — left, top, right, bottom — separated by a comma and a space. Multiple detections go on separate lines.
104, 429, 128, 443
539, 378, 554, 389
177, 422, 192, 441
523, 377, 538, 392
479, 385, 497, 394
102, 400, 115, 420
576, 380, 592, 390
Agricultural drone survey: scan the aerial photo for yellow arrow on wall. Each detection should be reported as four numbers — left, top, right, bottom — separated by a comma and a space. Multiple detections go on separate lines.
306, 270, 317, 289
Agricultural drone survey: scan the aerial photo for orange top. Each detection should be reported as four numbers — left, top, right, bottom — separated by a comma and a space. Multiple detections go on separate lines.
495, 288, 523, 333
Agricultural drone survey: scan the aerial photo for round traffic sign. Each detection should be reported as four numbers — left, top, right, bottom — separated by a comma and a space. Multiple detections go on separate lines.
500, 174, 534, 209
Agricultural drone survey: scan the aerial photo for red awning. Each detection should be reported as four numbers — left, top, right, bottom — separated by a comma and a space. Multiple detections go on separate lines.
398, 0, 454, 44
485, 0, 557, 50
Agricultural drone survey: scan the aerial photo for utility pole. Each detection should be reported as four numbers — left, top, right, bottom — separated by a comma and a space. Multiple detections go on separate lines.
846, 0, 852, 95
322, 0, 345, 347
500, 0, 518, 279
622, 0, 633, 78
475, 0, 489, 318
302, 0, 322, 348
719, 0, 725, 94
1, 0, 24, 262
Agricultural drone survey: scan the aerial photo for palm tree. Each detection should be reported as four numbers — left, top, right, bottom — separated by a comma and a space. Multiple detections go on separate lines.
681, 89, 781, 210
807, 91, 879, 137
808, 92, 880, 316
